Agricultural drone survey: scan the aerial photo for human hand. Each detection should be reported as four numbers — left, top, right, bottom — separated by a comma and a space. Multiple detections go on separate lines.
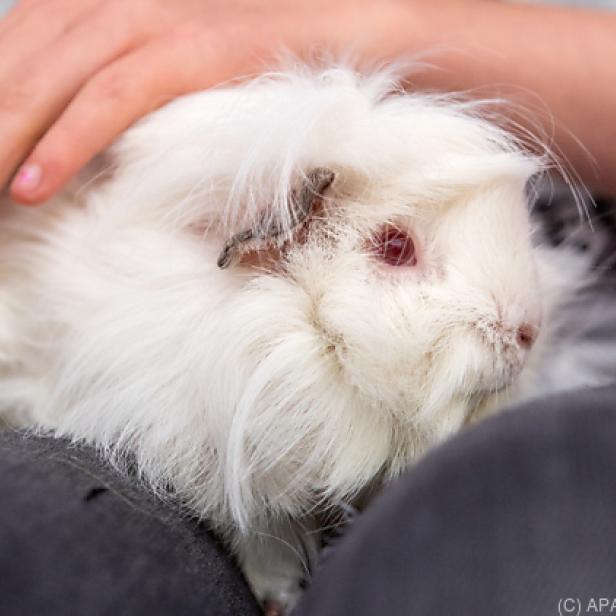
0, 0, 416, 204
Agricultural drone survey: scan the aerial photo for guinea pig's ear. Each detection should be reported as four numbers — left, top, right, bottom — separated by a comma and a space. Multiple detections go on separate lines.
217, 167, 335, 269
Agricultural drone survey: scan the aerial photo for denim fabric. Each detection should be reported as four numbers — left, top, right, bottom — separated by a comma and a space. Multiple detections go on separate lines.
0, 430, 260, 616
3, 387, 616, 615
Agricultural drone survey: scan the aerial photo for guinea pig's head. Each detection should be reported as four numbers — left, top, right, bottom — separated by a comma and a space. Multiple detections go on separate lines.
220, 108, 542, 501
199, 73, 545, 518
283, 159, 542, 439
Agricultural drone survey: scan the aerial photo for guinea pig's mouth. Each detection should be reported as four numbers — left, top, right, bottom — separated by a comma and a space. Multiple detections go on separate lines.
473, 354, 527, 396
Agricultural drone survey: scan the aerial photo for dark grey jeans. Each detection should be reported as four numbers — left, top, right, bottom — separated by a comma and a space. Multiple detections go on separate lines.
297, 385, 616, 616
1, 385, 615, 616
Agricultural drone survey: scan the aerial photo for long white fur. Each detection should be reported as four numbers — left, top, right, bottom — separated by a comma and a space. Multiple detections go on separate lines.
0, 65, 597, 609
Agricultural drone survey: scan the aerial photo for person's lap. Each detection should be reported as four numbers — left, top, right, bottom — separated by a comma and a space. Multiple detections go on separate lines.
0, 429, 260, 616
1, 385, 615, 615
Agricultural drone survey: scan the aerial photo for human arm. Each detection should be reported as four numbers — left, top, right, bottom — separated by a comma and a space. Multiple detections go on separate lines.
1, 0, 615, 204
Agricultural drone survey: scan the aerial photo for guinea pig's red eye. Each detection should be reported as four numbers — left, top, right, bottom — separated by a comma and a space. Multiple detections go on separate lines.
374, 226, 417, 266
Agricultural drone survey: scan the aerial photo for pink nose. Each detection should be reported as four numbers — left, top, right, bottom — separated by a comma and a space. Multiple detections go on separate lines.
516, 323, 538, 350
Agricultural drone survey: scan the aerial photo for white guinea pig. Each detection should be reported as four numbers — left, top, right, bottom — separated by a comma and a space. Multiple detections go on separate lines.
0, 65, 603, 612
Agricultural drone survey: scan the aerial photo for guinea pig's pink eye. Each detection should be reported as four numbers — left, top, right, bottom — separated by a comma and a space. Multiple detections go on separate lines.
374, 226, 417, 266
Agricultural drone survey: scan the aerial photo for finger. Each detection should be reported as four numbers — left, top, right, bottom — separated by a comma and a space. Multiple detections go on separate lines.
0, 0, 159, 190
0, 0, 97, 57
10, 21, 266, 203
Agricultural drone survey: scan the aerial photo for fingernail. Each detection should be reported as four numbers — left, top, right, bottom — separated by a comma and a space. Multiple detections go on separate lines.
12, 162, 43, 194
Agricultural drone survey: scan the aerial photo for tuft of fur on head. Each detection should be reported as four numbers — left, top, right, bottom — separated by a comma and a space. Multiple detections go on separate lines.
98, 62, 540, 236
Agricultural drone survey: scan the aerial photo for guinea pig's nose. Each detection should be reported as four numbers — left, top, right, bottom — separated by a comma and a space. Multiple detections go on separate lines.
516, 322, 539, 350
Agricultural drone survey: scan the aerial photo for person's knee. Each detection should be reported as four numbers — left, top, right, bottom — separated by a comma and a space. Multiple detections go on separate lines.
296, 385, 616, 616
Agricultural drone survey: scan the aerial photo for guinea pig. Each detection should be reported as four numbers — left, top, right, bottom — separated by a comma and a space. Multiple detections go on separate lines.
0, 64, 606, 612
